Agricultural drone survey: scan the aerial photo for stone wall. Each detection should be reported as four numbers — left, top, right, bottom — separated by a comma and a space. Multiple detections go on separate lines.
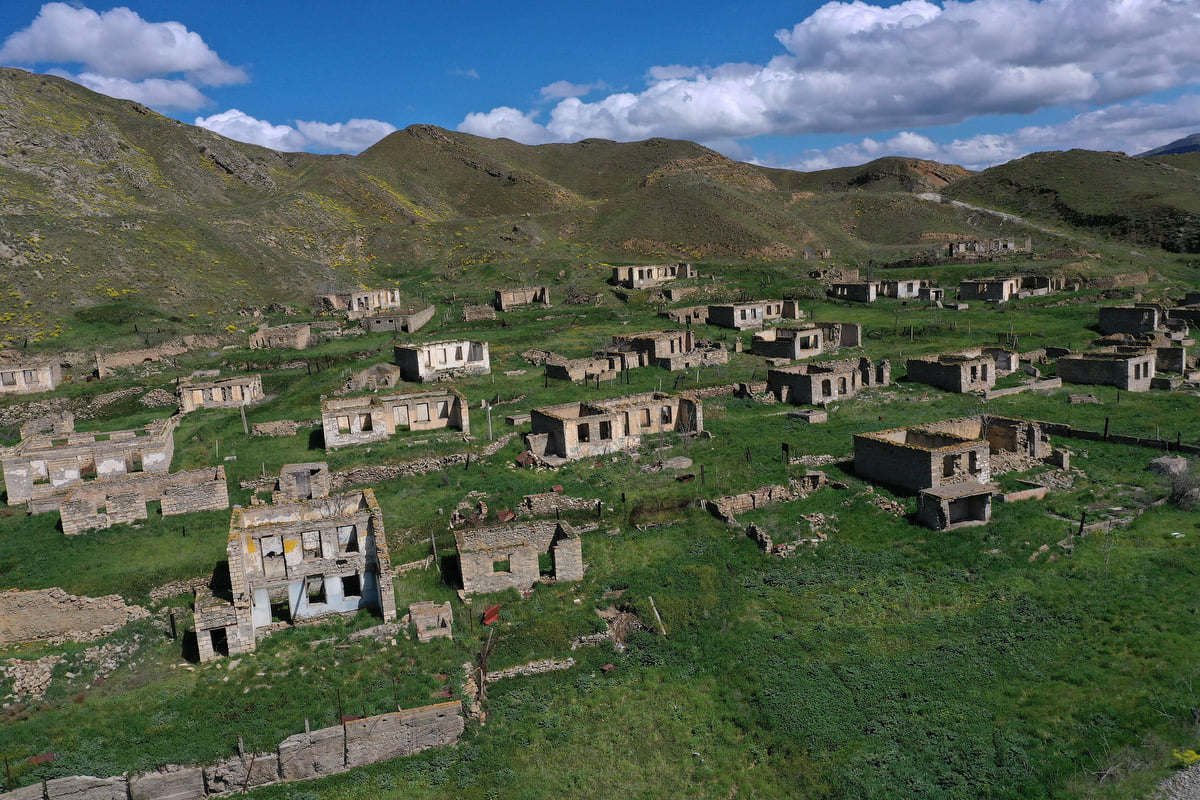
55, 467, 228, 536
1056, 351, 1155, 391
2, 703, 464, 800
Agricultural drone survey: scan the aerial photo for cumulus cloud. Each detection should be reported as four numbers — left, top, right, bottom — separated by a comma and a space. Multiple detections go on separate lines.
48, 69, 211, 110
785, 94, 1200, 172
295, 118, 398, 152
540, 80, 608, 100
196, 109, 396, 153
0, 3, 246, 84
459, 0, 1200, 149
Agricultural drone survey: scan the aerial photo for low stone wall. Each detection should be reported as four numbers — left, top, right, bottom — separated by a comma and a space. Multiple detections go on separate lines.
4, 702, 464, 800
704, 474, 826, 523
251, 420, 315, 437
981, 377, 1062, 399
518, 492, 600, 517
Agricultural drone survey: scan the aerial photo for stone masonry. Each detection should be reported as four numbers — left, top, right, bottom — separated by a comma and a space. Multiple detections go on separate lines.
455, 520, 583, 595
178, 374, 263, 413
394, 340, 490, 382
321, 388, 470, 448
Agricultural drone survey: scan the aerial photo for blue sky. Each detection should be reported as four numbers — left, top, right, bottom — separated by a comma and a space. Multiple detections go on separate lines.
2, 0, 1199, 170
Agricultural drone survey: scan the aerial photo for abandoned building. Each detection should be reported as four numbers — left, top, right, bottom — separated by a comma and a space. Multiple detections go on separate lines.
606, 330, 728, 371
919, 286, 946, 303
854, 415, 1051, 495
268, 462, 332, 504
905, 353, 997, 393
827, 282, 878, 303
751, 326, 824, 360
660, 305, 710, 325
707, 300, 786, 330
178, 374, 264, 413
315, 287, 418, 321
879, 278, 933, 299
610, 262, 697, 289
947, 237, 1033, 259
56, 466, 229, 535
493, 286, 550, 311
525, 392, 703, 463
394, 340, 490, 382
1098, 304, 1163, 336
193, 486, 397, 662
0, 355, 60, 396
455, 520, 584, 595
958, 275, 1062, 303
544, 353, 626, 383
321, 388, 470, 448
345, 363, 403, 392
249, 323, 311, 351
359, 305, 436, 334
2, 417, 177, 506
815, 321, 862, 349
1057, 349, 1156, 392
766, 357, 890, 406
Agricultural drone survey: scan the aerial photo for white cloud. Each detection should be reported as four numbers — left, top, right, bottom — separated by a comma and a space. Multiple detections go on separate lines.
540, 80, 608, 100
0, 3, 246, 85
295, 118, 398, 152
451, 68, 480, 80
61, 71, 211, 110
194, 109, 308, 152
784, 94, 1200, 172
459, 0, 1200, 149
196, 109, 397, 153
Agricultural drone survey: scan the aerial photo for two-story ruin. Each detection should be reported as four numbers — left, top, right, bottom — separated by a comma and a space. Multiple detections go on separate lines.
178, 374, 264, 413
394, 340, 490, 382
249, 323, 311, 351
455, 520, 584, 595
493, 286, 550, 311
1056, 349, 1156, 391
321, 388, 470, 448
905, 353, 996, 393
766, 357, 890, 406
525, 392, 703, 463
611, 262, 696, 289
751, 326, 824, 360
0, 355, 61, 396
193, 475, 396, 662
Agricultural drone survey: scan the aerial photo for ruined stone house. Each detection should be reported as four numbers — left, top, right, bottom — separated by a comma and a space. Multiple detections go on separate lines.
178, 374, 264, 413
493, 286, 550, 311
905, 353, 997, 393
315, 287, 415, 320
193, 484, 396, 661
878, 278, 932, 299
1056, 349, 1156, 391
751, 326, 824, 360
249, 323, 311, 351
56, 466, 229, 535
1098, 304, 1163, 336
660, 305, 710, 325
766, 357, 890, 406
611, 262, 696, 289
359, 305, 436, 334
455, 520, 583, 595
394, 340, 490, 382
606, 330, 728, 371
268, 462, 331, 504
345, 363, 404, 392
0, 355, 60, 396
2, 417, 177, 506
321, 388, 470, 449
408, 601, 453, 642
525, 392, 703, 463
814, 322, 863, 349
947, 237, 1033, 259
854, 416, 1052, 529
827, 281, 878, 303
959, 275, 1063, 303
707, 300, 790, 331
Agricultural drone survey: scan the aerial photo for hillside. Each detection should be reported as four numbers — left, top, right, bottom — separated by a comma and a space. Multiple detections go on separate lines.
1, 67, 1198, 346
942, 149, 1200, 253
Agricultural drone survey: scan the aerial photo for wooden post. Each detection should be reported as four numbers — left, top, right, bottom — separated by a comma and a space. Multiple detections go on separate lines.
1103, 417, 1110, 439
240, 404, 249, 436
648, 595, 667, 636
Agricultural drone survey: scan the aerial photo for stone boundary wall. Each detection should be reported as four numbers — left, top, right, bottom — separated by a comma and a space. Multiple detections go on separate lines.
981, 377, 1062, 400
2, 702, 463, 800
518, 492, 600, 517
704, 474, 827, 523
483, 657, 576, 683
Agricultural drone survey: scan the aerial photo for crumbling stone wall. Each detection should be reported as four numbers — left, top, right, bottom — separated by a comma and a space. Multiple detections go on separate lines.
527, 392, 703, 462
455, 521, 583, 594
494, 286, 550, 311
0, 357, 60, 396
518, 491, 600, 517
462, 304, 497, 321
249, 323, 311, 351
54, 467, 228, 535
5, 703, 465, 800
905, 354, 996, 393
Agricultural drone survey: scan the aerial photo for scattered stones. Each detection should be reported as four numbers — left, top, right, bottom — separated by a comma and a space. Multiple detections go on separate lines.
0, 588, 149, 646
138, 388, 178, 408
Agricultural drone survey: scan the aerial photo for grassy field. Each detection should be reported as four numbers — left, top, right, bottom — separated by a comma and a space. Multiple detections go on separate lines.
2, 262, 1199, 799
